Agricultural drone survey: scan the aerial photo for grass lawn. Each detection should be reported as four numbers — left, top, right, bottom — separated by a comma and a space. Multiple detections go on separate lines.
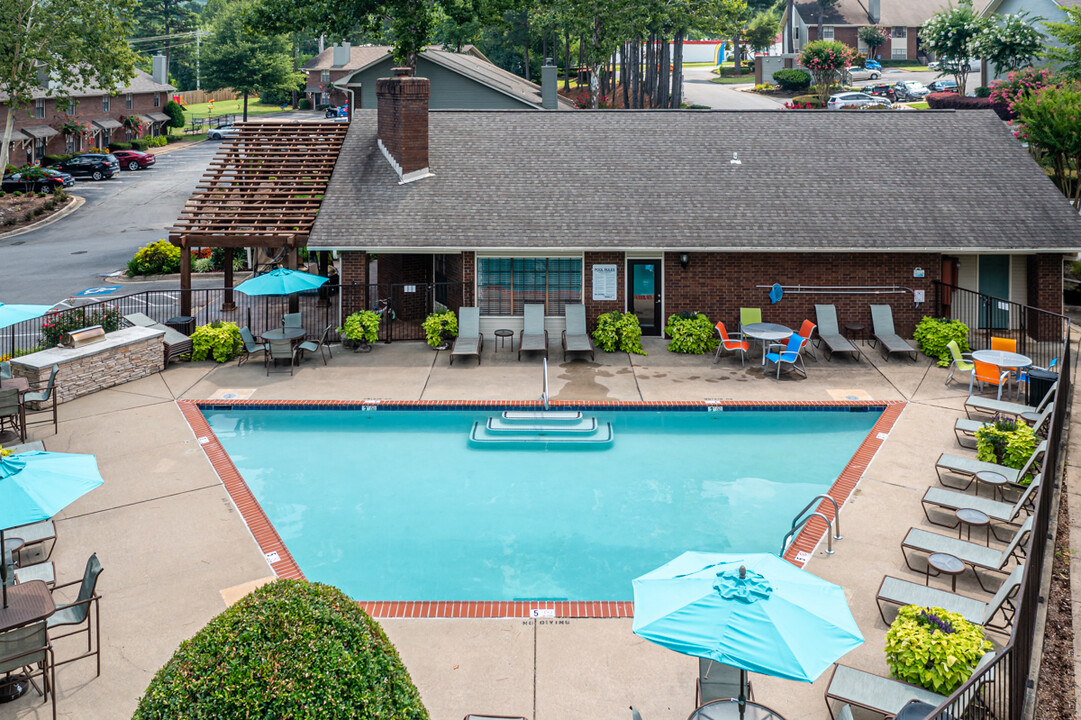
711, 75, 755, 84
907, 102, 930, 109
178, 98, 290, 125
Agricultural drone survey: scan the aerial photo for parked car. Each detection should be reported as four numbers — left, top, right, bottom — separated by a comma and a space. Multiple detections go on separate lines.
927, 78, 958, 93
826, 92, 892, 110
52, 153, 119, 181
207, 125, 240, 140
893, 81, 930, 101
324, 105, 348, 119
1, 167, 74, 193
845, 66, 881, 82
861, 83, 896, 101
863, 59, 883, 71
112, 149, 156, 171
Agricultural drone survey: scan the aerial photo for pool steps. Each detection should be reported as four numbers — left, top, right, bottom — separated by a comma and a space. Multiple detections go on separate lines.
470, 411, 613, 445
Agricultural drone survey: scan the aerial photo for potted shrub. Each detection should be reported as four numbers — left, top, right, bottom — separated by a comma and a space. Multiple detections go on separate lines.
338, 310, 381, 351
885, 605, 992, 694
664, 312, 719, 354
592, 311, 646, 355
422, 310, 458, 349
975, 416, 1038, 483
190, 321, 243, 363
913, 317, 971, 366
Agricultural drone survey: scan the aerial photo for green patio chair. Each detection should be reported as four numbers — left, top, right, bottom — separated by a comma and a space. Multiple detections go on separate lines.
739, 308, 761, 331
0, 360, 10, 380
876, 564, 1023, 632
944, 339, 974, 386
237, 327, 265, 366
0, 620, 54, 719
282, 313, 303, 330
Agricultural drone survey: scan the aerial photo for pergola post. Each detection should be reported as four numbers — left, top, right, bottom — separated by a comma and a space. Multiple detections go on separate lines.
180, 238, 192, 316
222, 248, 236, 311
287, 245, 300, 314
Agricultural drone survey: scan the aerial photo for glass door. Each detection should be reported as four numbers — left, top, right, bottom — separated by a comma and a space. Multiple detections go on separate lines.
627, 260, 661, 335
978, 255, 1010, 329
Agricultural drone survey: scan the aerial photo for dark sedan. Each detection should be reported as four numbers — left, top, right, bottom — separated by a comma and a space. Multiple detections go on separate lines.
861, 83, 896, 101
52, 153, 119, 181
112, 149, 156, 171
927, 79, 959, 93
1, 167, 74, 193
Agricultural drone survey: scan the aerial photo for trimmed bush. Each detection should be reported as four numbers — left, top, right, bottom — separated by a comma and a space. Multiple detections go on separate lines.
422, 310, 458, 348
163, 100, 186, 128
884, 605, 992, 694
791, 94, 823, 108
132, 580, 429, 720
913, 316, 970, 366
108, 142, 133, 151
166, 134, 183, 143
130, 139, 150, 151
299, 97, 312, 110
773, 68, 812, 92
926, 92, 991, 110
41, 154, 74, 166
976, 417, 1037, 483
665, 312, 719, 354
592, 311, 646, 355
190, 321, 243, 362
128, 239, 182, 276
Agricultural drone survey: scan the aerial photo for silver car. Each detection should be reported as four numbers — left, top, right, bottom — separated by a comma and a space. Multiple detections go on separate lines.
844, 66, 881, 82
826, 92, 892, 110
207, 125, 240, 140
893, 81, 930, 101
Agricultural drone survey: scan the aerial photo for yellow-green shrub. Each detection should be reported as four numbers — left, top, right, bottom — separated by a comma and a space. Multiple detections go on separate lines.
190, 321, 243, 362
128, 240, 181, 276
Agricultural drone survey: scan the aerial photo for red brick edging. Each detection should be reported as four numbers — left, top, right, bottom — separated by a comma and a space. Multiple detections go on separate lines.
178, 399, 906, 618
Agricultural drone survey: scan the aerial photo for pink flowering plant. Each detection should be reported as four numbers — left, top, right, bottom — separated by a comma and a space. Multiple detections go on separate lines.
799, 40, 856, 106
1011, 82, 1081, 209
988, 67, 1058, 119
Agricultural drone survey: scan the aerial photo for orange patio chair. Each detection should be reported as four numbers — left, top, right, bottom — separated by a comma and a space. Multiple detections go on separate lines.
991, 336, 1020, 394
713, 321, 749, 366
797, 319, 818, 361
969, 359, 1010, 400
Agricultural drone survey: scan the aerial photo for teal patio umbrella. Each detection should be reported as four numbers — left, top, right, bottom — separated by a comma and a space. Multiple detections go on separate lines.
0, 451, 104, 607
234, 268, 327, 296
0, 303, 53, 330
632, 552, 863, 713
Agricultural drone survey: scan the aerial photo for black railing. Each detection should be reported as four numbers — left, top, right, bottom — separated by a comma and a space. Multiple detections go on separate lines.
338, 282, 474, 343
925, 328, 1072, 720
934, 280, 1069, 370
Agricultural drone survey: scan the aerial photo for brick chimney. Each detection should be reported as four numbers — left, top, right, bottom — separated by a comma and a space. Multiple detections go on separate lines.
868, 0, 880, 24
376, 67, 431, 184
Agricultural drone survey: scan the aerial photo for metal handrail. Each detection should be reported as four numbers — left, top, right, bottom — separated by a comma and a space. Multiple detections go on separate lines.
791, 494, 842, 540
780, 512, 834, 555
541, 357, 549, 410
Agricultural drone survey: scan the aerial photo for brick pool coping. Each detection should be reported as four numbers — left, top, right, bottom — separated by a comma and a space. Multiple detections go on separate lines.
178, 399, 906, 618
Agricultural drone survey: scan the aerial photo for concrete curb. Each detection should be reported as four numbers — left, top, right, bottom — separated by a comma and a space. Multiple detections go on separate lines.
0, 194, 84, 241
108, 269, 255, 284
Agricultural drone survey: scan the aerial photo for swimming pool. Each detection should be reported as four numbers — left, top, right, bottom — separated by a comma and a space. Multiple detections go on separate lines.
197, 403, 888, 605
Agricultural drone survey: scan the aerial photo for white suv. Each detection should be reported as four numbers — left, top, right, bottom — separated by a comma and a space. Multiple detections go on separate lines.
827, 92, 892, 110
207, 125, 240, 140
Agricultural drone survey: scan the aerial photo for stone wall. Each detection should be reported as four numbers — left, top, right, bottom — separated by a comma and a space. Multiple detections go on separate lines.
11, 327, 165, 408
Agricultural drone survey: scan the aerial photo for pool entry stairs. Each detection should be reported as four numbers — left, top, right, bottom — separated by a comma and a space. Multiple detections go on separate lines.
469, 411, 614, 445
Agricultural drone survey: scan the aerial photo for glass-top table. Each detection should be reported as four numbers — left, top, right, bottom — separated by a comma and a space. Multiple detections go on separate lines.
688, 699, 787, 720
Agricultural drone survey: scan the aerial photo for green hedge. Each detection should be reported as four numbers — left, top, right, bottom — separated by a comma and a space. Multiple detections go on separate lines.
132, 580, 429, 720
108, 142, 132, 151
773, 68, 811, 92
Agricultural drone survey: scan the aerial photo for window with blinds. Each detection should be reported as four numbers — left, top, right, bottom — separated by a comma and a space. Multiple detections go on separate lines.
477, 258, 582, 315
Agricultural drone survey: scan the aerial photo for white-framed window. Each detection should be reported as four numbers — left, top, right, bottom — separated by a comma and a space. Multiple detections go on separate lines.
102, 129, 111, 146
891, 47, 908, 59
154, 92, 160, 107
34, 98, 45, 118
822, 26, 834, 40
891, 26, 907, 38
321, 69, 330, 83
102, 95, 110, 112
125, 93, 133, 110
477, 257, 583, 316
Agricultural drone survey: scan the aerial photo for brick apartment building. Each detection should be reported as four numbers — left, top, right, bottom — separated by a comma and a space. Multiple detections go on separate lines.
1, 65, 174, 165
303, 70, 1078, 343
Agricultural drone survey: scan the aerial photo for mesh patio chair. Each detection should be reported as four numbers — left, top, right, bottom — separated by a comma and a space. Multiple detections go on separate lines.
813, 305, 860, 361
519, 304, 548, 361
237, 327, 265, 366
901, 516, 1031, 592
713, 321, 749, 366
48, 553, 103, 677
797, 319, 818, 361
266, 339, 298, 376
738, 308, 762, 333
876, 564, 1023, 633
0, 387, 24, 443
764, 334, 808, 380
282, 313, 303, 330
0, 620, 54, 720
21, 364, 58, 436
697, 658, 753, 705
298, 326, 334, 366
869, 305, 918, 361
561, 304, 594, 361
0, 360, 11, 380
969, 360, 1009, 400
450, 307, 483, 366
965, 381, 1056, 419
945, 340, 974, 386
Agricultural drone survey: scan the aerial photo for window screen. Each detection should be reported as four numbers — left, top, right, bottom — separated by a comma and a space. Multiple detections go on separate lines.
477, 258, 582, 316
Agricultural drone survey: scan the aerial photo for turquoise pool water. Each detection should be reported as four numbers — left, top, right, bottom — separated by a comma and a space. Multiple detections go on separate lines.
204, 406, 881, 601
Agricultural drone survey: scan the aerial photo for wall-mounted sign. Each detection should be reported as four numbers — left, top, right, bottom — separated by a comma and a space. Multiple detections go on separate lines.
913, 267, 925, 278
592, 264, 617, 301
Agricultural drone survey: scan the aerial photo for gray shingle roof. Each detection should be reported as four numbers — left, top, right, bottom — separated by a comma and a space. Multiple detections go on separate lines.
793, 0, 993, 27
308, 109, 1081, 253
0, 69, 173, 102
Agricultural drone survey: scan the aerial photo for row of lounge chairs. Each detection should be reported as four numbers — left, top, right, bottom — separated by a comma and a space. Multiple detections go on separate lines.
450, 304, 594, 366
823, 385, 1056, 718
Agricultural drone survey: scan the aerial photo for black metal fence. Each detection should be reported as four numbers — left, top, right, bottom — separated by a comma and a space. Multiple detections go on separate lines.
925, 328, 1072, 720
934, 280, 1069, 370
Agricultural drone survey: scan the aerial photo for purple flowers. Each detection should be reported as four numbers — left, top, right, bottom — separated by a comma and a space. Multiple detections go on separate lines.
916, 608, 956, 634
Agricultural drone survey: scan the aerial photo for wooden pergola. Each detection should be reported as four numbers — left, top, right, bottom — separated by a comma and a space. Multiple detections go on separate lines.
168, 121, 348, 315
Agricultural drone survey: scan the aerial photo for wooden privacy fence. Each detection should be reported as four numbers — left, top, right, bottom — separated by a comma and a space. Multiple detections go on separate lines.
175, 88, 238, 105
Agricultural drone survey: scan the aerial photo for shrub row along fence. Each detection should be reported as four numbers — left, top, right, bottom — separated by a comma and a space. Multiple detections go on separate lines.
925, 328, 1073, 720
0, 282, 475, 360
934, 280, 1069, 370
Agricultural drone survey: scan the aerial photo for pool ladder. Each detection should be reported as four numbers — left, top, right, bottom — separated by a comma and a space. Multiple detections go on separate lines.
780, 495, 842, 556
540, 358, 549, 410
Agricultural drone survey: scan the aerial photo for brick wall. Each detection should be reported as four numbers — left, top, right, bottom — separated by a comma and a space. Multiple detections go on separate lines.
376, 70, 430, 176
805, 25, 920, 61
583, 252, 626, 328
1027, 253, 1063, 341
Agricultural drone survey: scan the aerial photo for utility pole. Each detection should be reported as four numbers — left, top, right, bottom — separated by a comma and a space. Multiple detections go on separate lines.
196, 29, 202, 90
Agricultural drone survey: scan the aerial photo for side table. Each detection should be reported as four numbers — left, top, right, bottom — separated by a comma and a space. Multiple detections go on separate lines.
844, 323, 866, 344
975, 470, 1008, 500
955, 508, 991, 546
494, 329, 513, 353
926, 552, 965, 591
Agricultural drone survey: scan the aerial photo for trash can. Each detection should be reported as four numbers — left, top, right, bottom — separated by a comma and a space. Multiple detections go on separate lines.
1026, 367, 1057, 406
165, 315, 196, 336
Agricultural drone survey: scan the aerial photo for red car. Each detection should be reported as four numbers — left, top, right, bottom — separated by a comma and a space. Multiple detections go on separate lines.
112, 149, 156, 171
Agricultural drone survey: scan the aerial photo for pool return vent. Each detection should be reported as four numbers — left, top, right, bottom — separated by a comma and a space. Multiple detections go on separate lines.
469, 359, 613, 445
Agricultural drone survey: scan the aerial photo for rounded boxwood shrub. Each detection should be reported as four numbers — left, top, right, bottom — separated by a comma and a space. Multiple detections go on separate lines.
884, 605, 992, 695
132, 580, 429, 720
773, 68, 812, 92
189, 321, 243, 362
592, 311, 645, 355
913, 316, 970, 366
664, 311, 719, 354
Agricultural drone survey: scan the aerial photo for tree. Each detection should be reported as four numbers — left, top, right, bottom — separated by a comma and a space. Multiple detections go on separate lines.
745, 11, 778, 53
815, 0, 837, 40
858, 25, 889, 60
974, 12, 1044, 76
1044, 5, 1081, 80
203, 0, 304, 120
920, 0, 987, 95
130, 0, 201, 88
1012, 82, 1081, 209
0, 0, 139, 173
798, 39, 853, 105
163, 99, 186, 128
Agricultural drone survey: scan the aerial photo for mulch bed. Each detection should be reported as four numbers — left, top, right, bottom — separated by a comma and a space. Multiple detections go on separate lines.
0, 191, 71, 233
1036, 474, 1075, 718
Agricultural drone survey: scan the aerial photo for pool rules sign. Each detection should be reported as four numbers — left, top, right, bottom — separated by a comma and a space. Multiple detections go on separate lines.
592, 264, 617, 301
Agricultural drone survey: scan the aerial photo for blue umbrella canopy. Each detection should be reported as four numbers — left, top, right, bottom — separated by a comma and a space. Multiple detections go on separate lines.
0, 303, 54, 330
632, 551, 863, 684
0, 451, 104, 607
234, 268, 327, 296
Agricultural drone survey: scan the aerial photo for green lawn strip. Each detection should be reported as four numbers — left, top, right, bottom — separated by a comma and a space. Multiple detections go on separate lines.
907, 102, 930, 109
180, 98, 290, 126
711, 75, 755, 84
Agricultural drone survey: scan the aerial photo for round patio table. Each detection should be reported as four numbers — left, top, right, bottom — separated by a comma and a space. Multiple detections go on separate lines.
926, 552, 965, 592
975, 470, 1008, 501
688, 699, 787, 720
742, 323, 793, 366
955, 508, 991, 546
971, 350, 1032, 399
262, 328, 305, 342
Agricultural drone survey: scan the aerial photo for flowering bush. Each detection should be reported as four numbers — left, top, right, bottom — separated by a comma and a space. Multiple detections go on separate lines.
55, 118, 93, 137
885, 605, 992, 694
798, 40, 855, 106
40, 306, 122, 347
190, 321, 243, 362
988, 67, 1059, 120
1012, 82, 1081, 209
121, 114, 146, 137
128, 239, 182, 276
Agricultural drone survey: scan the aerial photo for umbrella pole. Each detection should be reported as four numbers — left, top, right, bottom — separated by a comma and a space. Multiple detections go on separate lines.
738, 668, 746, 720
1, 528, 7, 609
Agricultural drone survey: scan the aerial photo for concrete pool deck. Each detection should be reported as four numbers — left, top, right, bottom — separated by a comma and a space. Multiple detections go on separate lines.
4, 336, 1067, 720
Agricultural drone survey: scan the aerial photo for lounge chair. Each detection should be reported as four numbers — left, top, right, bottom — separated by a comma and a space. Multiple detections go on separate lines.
868, 305, 917, 361
824, 652, 996, 720
13, 561, 55, 587
921, 473, 1040, 539
954, 404, 1052, 448
48, 553, 103, 676
298, 326, 333, 366
7, 519, 56, 566
797, 319, 818, 361
969, 360, 1009, 400
561, 304, 594, 361
124, 312, 193, 365
944, 340, 974, 386
20, 364, 59, 436
813, 305, 860, 361
964, 381, 1056, 420
0, 620, 54, 720
237, 327, 265, 366
697, 658, 753, 705
713, 321, 749, 366
901, 516, 1031, 591
764, 334, 807, 380
518, 303, 548, 361
935, 440, 1045, 492
266, 339, 298, 375
450, 307, 483, 366
875, 564, 1023, 632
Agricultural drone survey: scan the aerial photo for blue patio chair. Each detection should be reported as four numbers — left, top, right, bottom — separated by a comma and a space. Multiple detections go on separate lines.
764, 333, 807, 380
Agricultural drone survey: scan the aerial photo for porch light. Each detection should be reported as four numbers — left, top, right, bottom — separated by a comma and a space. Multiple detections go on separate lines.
679, 253, 690, 269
